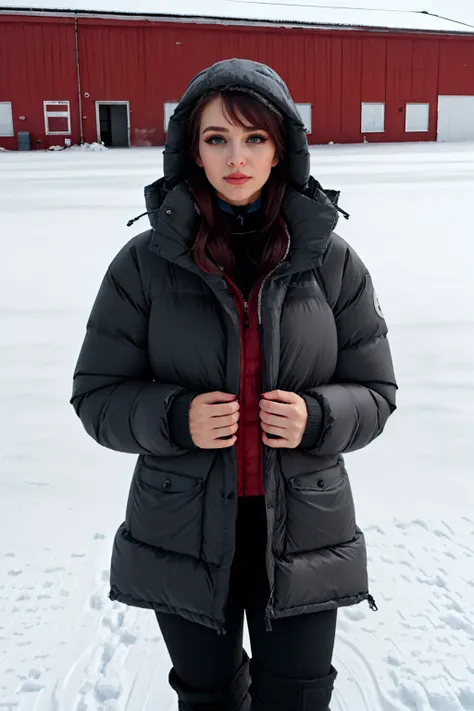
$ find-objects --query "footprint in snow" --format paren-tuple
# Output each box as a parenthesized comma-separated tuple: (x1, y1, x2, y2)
(415, 573, 447, 589)
(459, 688, 474, 710)
(343, 607, 366, 622)
(102, 611, 125, 634)
(90, 594, 104, 611)
(365, 525, 386, 535)
(19, 679, 44, 692)
(434, 528, 452, 540)
(120, 630, 137, 645)
(94, 677, 122, 703)
(440, 613, 474, 637)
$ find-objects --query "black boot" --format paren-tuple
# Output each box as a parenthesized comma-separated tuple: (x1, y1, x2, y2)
(249, 660, 337, 711)
(169, 650, 252, 711)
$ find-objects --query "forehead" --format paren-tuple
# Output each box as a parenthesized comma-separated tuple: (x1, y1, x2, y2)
(199, 96, 253, 131)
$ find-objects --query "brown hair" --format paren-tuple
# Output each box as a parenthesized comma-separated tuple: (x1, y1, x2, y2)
(186, 90, 288, 277)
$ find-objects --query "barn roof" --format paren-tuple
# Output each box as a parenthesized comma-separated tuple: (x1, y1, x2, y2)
(2, 0, 474, 35)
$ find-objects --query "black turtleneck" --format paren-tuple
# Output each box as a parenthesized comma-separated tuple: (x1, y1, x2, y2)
(218, 199, 265, 300)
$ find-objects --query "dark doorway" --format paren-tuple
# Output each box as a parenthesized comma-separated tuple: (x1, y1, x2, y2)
(98, 103, 129, 147)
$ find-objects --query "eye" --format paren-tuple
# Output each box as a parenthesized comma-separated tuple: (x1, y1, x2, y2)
(204, 135, 226, 145)
(247, 134, 268, 144)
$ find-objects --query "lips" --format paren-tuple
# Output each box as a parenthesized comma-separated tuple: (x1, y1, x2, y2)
(224, 174, 251, 185)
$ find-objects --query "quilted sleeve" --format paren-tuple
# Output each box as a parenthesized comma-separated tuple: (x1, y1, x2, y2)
(302, 236, 397, 455)
(70, 240, 194, 455)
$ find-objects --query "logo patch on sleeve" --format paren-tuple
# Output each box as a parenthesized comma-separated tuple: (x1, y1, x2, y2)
(373, 289, 384, 319)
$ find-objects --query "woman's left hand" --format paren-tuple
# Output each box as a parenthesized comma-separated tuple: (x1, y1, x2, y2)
(259, 390, 308, 449)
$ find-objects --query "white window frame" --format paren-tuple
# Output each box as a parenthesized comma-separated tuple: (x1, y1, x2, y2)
(164, 102, 179, 132)
(361, 102, 385, 134)
(44, 100, 71, 136)
(0, 102, 14, 137)
(296, 103, 312, 134)
(405, 103, 430, 133)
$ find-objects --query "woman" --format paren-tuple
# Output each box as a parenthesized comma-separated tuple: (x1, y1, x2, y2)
(71, 58, 397, 711)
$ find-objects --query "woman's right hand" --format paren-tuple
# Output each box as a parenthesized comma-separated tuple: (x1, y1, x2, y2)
(189, 392, 240, 449)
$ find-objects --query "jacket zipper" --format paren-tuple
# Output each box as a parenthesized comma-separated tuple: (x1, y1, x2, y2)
(236, 288, 250, 329)
(265, 585, 275, 631)
(221, 223, 290, 632)
(243, 299, 249, 328)
(260, 222, 291, 630)
(367, 593, 378, 611)
(257, 221, 291, 325)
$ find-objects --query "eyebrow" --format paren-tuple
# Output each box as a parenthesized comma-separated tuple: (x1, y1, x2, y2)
(201, 125, 263, 135)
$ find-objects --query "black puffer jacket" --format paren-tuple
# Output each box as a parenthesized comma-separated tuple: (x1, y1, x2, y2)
(71, 59, 397, 632)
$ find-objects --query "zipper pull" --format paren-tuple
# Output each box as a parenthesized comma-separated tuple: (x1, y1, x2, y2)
(265, 587, 275, 631)
(367, 594, 378, 611)
(243, 301, 249, 328)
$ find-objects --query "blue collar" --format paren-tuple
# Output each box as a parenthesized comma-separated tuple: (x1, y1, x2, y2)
(217, 197, 263, 215)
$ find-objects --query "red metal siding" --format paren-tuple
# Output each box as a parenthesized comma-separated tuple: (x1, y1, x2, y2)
(0, 15, 79, 149)
(439, 39, 474, 95)
(1, 12, 474, 150)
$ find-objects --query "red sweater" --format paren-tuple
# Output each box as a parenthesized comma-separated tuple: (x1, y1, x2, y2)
(225, 276, 265, 497)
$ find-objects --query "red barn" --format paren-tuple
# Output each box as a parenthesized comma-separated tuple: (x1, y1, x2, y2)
(1, 0, 474, 150)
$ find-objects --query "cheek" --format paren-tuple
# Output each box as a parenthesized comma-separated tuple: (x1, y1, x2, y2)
(258, 147, 278, 173)
(198, 143, 219, 174)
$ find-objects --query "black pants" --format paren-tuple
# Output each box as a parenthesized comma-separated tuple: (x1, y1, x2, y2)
(156, 497, 338, 711)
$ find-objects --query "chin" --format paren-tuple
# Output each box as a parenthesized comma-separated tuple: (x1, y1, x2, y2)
(218, 183, 261, 206)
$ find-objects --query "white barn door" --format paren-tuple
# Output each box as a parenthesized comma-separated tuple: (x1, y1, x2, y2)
(437, 96, 474, 142)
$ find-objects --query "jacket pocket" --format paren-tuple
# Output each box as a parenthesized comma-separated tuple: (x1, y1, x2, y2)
(129, 463, 204, 559)
(284, 464, 356, 555)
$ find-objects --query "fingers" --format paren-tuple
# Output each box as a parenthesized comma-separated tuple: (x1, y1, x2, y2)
(259, 398, 289, 416)
(209, 400, 240, 418)
(200, 391, 237, 405)
(261, 390, 298, 404)
(262, 433, 289, 448)
(212, 411, 240, 430)
(259, 411, 288, 429)
(213, 422, 239, 438)
(262, 433, 299, 449)
(213, 435, 238, 449)
(260, 420, 287, 436)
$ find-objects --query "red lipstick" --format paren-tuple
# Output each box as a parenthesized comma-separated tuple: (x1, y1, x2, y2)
(224, 173, 251, 185)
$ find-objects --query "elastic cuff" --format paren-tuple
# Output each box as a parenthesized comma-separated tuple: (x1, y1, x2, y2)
(168, 392, 197, 450)
(299, 394, 324, 449)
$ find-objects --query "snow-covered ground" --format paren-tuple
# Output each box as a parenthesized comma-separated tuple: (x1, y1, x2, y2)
(1, 142, 473, 711)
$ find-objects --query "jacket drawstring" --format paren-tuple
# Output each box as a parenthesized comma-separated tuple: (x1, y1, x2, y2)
(336, 205, 350, 220)
(126, 209, 160, 228)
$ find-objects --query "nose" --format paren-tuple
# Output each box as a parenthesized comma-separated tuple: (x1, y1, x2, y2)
(227, 140, 246, 168)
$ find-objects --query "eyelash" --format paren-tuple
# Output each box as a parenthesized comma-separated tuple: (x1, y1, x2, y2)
(204, 134, 268, 146)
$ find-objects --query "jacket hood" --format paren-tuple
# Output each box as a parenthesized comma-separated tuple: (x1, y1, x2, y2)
(164, 58, 310, 191)
(127, 59, 350, 239)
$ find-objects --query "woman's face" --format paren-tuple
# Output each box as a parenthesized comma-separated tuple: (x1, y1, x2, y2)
(196, 96, 279, 206)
